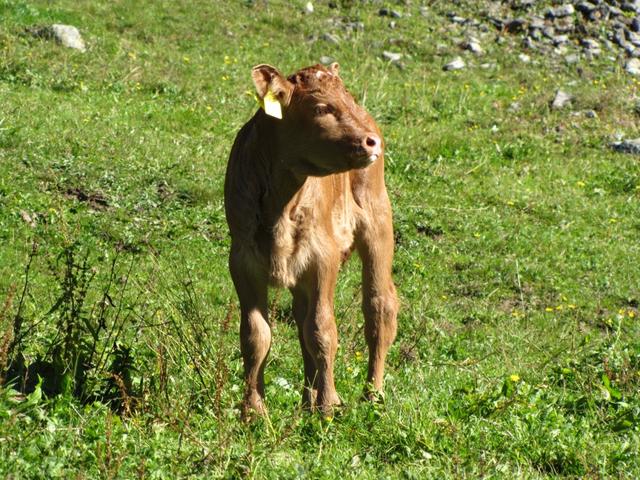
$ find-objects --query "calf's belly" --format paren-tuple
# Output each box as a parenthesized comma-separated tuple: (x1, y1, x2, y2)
(267, 218, 355, 289)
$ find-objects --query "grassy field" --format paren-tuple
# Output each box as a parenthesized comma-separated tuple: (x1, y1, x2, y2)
(1, 0, 640, 477)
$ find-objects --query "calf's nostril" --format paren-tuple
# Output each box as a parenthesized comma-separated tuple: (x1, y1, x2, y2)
(366, 136, 378, 147)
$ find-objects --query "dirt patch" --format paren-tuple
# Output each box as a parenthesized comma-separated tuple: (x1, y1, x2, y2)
(64, 187, 109, 210)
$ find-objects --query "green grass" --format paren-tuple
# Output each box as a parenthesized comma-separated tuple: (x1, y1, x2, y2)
(1, 0, 640, 478)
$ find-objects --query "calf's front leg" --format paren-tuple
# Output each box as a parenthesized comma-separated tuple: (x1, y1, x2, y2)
(357, 206, 399, 398)
(300, 262, 341, 414)
(290, 288, 318, 408)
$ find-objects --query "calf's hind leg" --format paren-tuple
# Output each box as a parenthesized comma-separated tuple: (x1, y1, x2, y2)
(229, 247, 271, 419)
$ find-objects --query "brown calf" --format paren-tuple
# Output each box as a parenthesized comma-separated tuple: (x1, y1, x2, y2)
(224, 63, 398, 418)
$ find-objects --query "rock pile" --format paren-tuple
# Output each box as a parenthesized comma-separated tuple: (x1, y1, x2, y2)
(478, 0, 640, 72)
(610, 138, 640, 154)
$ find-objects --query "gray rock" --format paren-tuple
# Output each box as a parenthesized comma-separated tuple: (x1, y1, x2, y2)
(462, 38, 484, 55)
(604, 5, 622, 18)
(487, 16, 504, 29)
(513, 0, 535, 10)
(587, 9, 601, 21)
(552, 89, 572, 109)
(554, 45, 569, 55)
(20, 210, 36, 228)
(584, 48, 602, 59)
(633, 17, 640, 32)
(585, 110, 598, 118)
(557, 4, 576, 17)
(304, 2, 314, 14)
(610, 138, 640, 154)
(613, 29, 627, 47)
(519, 53, 531, 63)
(443, 57, 465, 71)
(321, 33, 340, 44)
(546, 5, 575, 18)
(576, 2, 597, 14)
(565, 53, 580, 64)
(553, 35, 570, 46)
(419, 6, 428, 17)
(554, 20, 575, 34)
(390, 10, 402, 18)
(529, 17, 546, 31)
(505, 18, 527, 33)
(50, 24, 86, 52)
(622, 1, 640, 13)
(581, 38, 600, 49)
(626, 58, 640, 75)
(319, 56, 334, 65)
(342, 21, 364, 32)
(612, 20, 628, 31)
(542, 26, 556, 39)
(382, 51, 402, 62)
(628, 30, 640, 46)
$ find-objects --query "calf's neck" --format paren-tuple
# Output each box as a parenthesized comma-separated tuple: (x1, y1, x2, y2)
(224, 63, 398, 418)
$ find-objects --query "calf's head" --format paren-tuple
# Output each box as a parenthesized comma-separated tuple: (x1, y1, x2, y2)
(252, 63, 382, 176)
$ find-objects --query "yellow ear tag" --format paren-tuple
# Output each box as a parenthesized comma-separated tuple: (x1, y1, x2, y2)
(263, 90, 282, 119)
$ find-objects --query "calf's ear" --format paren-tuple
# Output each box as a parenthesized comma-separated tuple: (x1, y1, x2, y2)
(329, 62, 340, 76)
(251, 64, 293, 106)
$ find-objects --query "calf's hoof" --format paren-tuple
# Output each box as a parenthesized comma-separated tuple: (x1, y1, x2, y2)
(362, 385, 386, 404)
(316, 391, 342, 416)
(241, 392, 266, 422)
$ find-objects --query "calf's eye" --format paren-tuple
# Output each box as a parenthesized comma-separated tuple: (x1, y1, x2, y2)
(315, 104, 333, 116)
